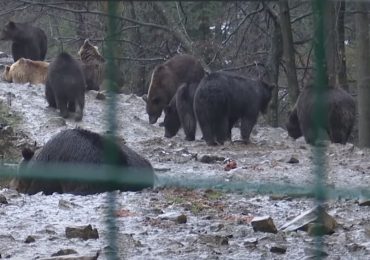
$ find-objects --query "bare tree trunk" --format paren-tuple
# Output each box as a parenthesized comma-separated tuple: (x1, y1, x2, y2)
(128, 1, 146, 95)
(324, 1, 337, 87)
(356, 3, 370, 147)
(337, 1, 348, 90)
(265, 11, 283, 127)
(279, 0, 299, 107)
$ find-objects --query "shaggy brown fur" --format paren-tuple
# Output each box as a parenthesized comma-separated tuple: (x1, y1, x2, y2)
(78, 39, 105, 90)
(2, 58, 49, 84)
(78, 39, 124, 91)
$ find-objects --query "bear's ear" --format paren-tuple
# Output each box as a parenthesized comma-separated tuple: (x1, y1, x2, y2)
(142, 94, 148, 103)
(261, 80, 276, 91)
(84, 38, 90, 44)
(7, 21, 16, 29)
(21, 147, 34, 161)
(19, 58, 26, 64)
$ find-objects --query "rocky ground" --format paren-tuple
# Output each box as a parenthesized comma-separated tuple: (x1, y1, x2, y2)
(0, 68, 370, 259)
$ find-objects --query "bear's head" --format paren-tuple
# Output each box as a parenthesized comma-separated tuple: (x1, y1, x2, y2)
(0, 21, 19, 41)
(145, 65, 176, 124)
(2, 65, 12, 82)
(163, 98, 181, 138)
(78, 39, 105, 64)
(286, 108, 302, 139)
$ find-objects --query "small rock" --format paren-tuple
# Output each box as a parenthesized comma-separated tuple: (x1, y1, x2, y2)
(358, 195, 370, 206)
(244, 237, 258, 248)
(96, 92, 106, 100)
(175, 214, 187, 224)
(0, 194, 8, 204)
(65, 225, 99, 240)
(51, 249, 78, 257)
(199, 154, 225, 164)
(269, 195, 292, 201)
(251, 216, 278, 234)
(44, 117, 66, 128)
(270, 244, 287, 254)
(279, 206, 336, 234)
(58, 199, 79, 209)
(40, 251, 99, 260)
(198, 234, 229, 246)
(25, 235, 35, 243)
(307, 223, 335, 236)
(287, 156, 299, 164)
(346, 243, 367, 252)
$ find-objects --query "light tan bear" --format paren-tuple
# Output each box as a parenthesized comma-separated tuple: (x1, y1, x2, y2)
(2, 58, 49, 84)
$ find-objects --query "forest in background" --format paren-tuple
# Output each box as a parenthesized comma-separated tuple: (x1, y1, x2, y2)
(0, 1, 369, 145)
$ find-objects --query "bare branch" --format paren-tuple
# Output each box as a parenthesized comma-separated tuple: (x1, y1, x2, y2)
(222, 4, 264, 46)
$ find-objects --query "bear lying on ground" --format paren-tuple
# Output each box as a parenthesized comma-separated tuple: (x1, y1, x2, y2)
(286, 85, 355, 145)
(144, 54, 205, 124)
(2, 58, 49, 84)
(78, 39, 124, 91)
(163, 82, 199, 141)
(12, 128, 156, 195)
(45, 52, 85, 121)
(0, 21, 47, 62)
(194, 71, 274, 146)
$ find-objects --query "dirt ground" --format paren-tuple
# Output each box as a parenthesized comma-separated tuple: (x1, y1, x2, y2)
(0, 76, 370, 259)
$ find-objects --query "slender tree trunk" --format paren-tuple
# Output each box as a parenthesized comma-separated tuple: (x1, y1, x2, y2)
(356, 3, 370, 147)
(323, 1, 337, 87)
(279, 0, 299, 107)
(128, 1, 146, 95)
(337, 1, 348, 90)
(265, 15, 283, 127)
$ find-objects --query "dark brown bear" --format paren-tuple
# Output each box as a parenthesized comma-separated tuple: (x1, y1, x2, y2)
(144, 54, 205, 124)
(13, 128, 156, 195)
(45, 52, 86, 121)
(0, 21, 47, 62)
(286, 85, 356, 145)
(163, 82, 199, 141)
(194, 71, 274, 146)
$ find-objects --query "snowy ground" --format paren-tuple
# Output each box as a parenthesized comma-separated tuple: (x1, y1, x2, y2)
(0, 80, 370, 259)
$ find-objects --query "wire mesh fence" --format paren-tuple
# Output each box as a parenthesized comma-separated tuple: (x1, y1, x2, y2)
(0, 1, 369, 259)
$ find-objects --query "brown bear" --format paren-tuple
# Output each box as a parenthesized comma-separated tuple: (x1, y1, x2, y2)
(0, 21, 47, 62)
(286, 85, 356, 145)
(13, 128, 155, 195)
(144, 54, 205, 124)
(45, 52, 85, 121)
(163, 82, 199, 141)
(78, 39, 123, 91)
(194, 71, 274, 146)
(2, 58, 49, 84)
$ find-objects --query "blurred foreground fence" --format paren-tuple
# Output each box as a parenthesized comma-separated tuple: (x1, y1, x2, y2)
(0, 1, 369, 260)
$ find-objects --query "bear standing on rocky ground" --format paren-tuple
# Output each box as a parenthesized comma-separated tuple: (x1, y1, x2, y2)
(194, 71, 274, 146)
(286, 85, 356, 145)
(0, 21, 47, 62)
(2, 58, 49, 84)
(163, 82, 199, 141)
(144, 54, 205, 124)
(12, 128, 156, 195)
(78, 39, 124, 91)
(45, 52, 85, 121)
